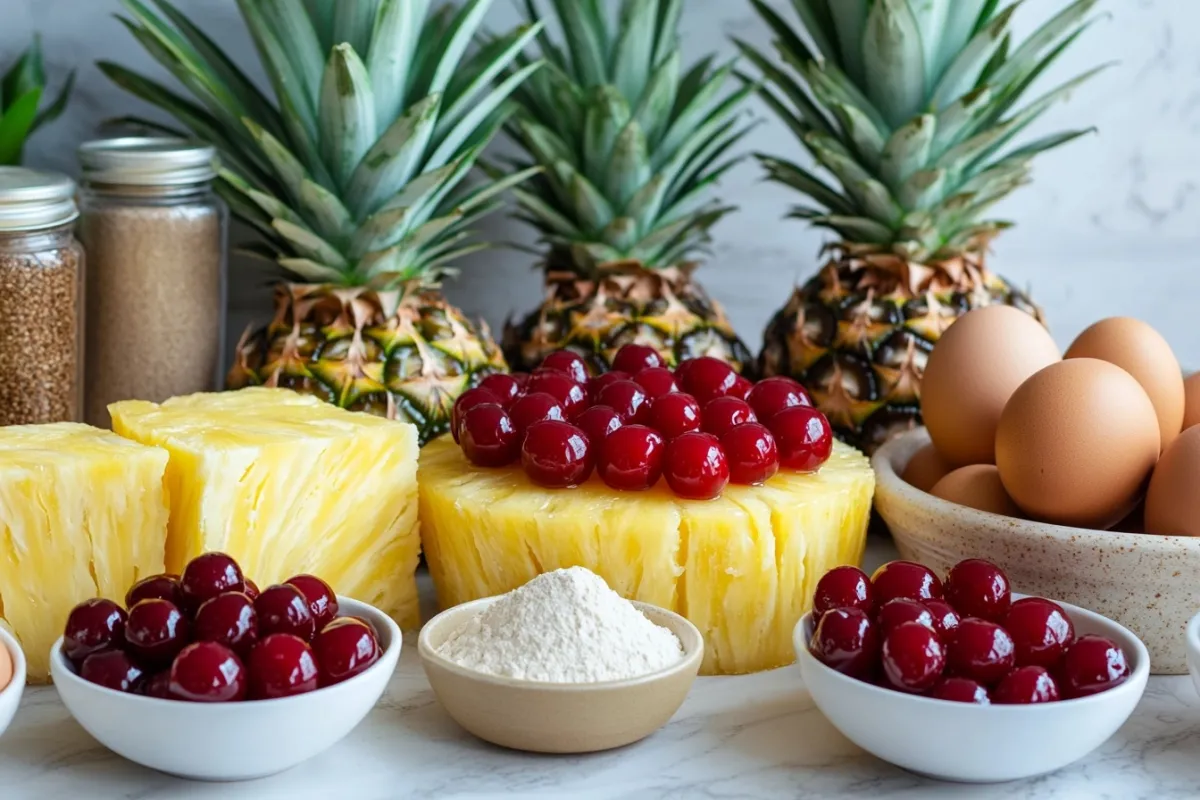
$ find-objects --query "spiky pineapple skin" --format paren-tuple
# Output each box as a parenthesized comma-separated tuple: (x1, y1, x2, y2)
(228, 283, 507, 445)
(418, 436, 874, 675)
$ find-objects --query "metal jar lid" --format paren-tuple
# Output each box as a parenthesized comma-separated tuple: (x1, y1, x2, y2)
(0, 167, 79, 231)
(78, 137, 218, 187)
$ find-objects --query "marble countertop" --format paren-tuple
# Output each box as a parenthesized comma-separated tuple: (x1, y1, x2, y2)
(4, 541, 1200, 799)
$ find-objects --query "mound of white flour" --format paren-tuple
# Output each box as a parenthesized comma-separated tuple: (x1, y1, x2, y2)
(437, 567, 685, 683)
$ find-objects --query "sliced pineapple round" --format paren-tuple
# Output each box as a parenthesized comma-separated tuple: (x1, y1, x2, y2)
(418, 436, 875, 675)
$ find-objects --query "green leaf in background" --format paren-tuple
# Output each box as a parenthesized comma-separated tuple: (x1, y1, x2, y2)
(0, 34, 74, 165)
(0, 88, 42, 165)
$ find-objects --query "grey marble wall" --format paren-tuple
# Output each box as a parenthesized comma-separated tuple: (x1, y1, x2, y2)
(5, 0, 1198, 365)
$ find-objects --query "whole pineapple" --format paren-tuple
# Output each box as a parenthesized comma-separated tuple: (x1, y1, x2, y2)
(102, 0, 543, 443)
(743, 0, 1103, 452)
(501, 0, 754, 374)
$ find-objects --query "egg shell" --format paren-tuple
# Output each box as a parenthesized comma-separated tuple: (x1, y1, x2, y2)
(0, 642, 11, 692)
(901, 444, 952, 493)
(931, 464, 1021, 518)
(920, 305, 1061, 467)
(1184, 373, 1200, 431)
(995, 358, 1160, 529)
(1145, 425, 1200, 536)
(1065, 317, 1184, 450)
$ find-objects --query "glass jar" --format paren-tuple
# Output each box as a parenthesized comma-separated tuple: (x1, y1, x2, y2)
(78, 138, 227, 427)
(0, 167, 85, 425)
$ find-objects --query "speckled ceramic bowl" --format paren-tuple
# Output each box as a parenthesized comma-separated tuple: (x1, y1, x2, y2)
(874, 427, 1200, 674)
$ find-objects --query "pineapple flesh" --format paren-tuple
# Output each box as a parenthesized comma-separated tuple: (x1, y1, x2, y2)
(419, 437, 874, 675)
(0, 424, 169, 682)
(110, 388, 422, 629)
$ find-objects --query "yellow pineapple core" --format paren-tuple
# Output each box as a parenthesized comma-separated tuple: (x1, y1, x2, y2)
(419, 437, 874, 675)
(110, 388, 422, 628)
(0, 423, 170, 682)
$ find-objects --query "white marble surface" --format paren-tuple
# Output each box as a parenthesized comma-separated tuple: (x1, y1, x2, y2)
(4, 539, 1200, 799)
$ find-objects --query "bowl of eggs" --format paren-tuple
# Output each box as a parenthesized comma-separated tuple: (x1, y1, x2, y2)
(874, 307, 1200, 673)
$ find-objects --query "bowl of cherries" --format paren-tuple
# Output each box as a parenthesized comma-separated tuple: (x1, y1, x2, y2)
(49, 552, 401, 782)
(453, 345, 834, 499)
(795, 558, 1148, 783)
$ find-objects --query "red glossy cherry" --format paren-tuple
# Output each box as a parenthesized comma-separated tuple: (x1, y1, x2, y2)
(612, 344, 666, 374)
(929, 677, 990, 704)
(140, 670, 171, 699)
(181, 552, 246, 612)
(255, 584, 315, 641)
(521, 420, 594, 488)
(633, 367, 678, 400)
(452, 387, 502, 443)
(539, 350, 590, 384)
(701, 397, 757, 438)
(728, 375, 754, 401)
(314, 617, 381, 686)
(1005, 597, 1075, 669)
(945, 559, 1011, 622)
(664, 432, 729, 500)
(63, 598, 127, 663)
(721, 423, 779, 485)
(747, 376, 812, 422)
(809, 607, 877, 679)
(947, 617, 1015, 685)
(527, 370, 587, 419)
(244, 579, 260, 601)
(598, 425, 665, 491)
(881, 621, 946, 692)
(812, 566, 874, 621)
(125, 574, 184, 609)
(460, 403, 520, 467)
(510, 371, 530, 391)
(877, 598, 936, 635)
(589, 370, 631, 402)
(194, 592, 258, 657)
(649, 392, 702, 439)
(125, 599, 190, 668)
(478, 373, 523, 407)
(80, 649, 144, 693)
(872, 561, 943, 604)
(509, 392, 566, 438)
(248, 633, 320, 699)
(169, 641, 247, 702)
(923, 599, 962, 640)
(286, 574, 339, 631)
(994, 665, 1060, 704)
(677, 357, 736, 404)
(595, 379, 650, 424)
(769, 406, 833, 472)
(1058, 635, 1130, 698)
(576, 405, 623, 444)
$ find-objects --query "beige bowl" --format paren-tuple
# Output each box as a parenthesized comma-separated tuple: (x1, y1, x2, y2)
(418, 597, 703, 753)
(874, 427, 1200, 674)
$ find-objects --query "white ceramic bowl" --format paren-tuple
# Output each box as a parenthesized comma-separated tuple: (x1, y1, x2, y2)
(51, 597, 400, 781)
(1184, 610, 1200, 698)
(795, 594, 1149, 783)
(874, 426, 1200, 674)
(0, 627, 26, 737)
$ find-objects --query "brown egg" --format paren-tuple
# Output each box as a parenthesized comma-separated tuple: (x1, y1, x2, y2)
(921, 305, 1060, 467)
(931, 465, 1021, 517)
(1065, 317, 1184, 450)
(901, 444, 952, 492)
(1184, 373, 1200, 431)
(1145, 426, 1200, 536)
(995, 359, 1159, 529)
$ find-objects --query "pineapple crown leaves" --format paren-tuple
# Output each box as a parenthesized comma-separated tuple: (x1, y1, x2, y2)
(0, 34, 75, 166)
(100, 0, 545, 289)
(502, 0, 757, 275)
(742, 0, 1109, 263)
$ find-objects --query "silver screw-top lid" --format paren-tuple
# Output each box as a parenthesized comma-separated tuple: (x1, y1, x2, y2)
(0, 167, 79, 232)
(78, 137, 219, 187)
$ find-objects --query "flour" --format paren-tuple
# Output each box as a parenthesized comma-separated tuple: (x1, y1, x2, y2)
(436, 567, 685, 683)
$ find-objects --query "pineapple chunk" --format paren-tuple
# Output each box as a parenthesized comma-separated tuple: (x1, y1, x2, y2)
(419, 437, 874, 674)
(0, 424, 169, 682)
(110, 388, 422, 629)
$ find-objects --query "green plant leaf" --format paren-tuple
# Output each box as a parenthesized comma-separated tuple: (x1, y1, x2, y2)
(862, 0, 926, 128)
(319, 44, 377, 188)
(0, 88, 41, 165)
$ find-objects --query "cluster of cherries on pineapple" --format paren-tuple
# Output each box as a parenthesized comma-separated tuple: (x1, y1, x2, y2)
(61, 552, 381, 702)
(809, 558, 1131, 704)
(452, 344, 834, 500)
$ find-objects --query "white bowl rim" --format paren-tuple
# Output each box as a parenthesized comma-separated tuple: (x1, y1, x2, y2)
(1185, 610, 1200, 659)
(50, 595, 400, 707)
(418, 596, 704, 691)
(873, 427, 1199, 550)
(0, 626, 26, 698)
(795, 591, 1151, 713)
